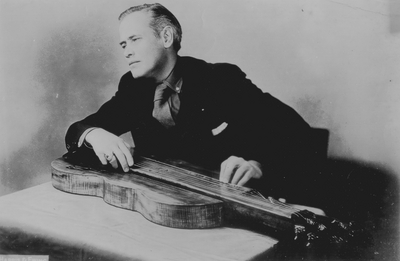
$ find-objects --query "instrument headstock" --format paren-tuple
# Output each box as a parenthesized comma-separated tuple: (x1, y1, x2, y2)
(284, 209, 373, 259)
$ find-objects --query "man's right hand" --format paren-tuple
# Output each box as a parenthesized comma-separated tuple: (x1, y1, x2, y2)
(85, 128, 134, 172)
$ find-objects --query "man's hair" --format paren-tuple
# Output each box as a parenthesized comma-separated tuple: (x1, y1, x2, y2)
(119, 3, 182, 52)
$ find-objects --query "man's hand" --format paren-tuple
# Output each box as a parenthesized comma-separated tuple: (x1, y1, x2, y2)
(85, 128, 134, 172)
(220, 156, 263, 186)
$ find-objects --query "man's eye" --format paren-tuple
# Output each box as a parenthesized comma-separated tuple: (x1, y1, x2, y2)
(132, 38, 140, 42)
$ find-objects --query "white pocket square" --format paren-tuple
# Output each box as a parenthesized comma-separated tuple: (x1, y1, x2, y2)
(212, 122, 228, 136)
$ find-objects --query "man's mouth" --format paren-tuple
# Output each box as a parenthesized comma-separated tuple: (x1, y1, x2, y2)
(129, 61, 139, 66)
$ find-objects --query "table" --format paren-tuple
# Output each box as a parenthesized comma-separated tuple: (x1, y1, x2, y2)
(0, 182, 278, 261)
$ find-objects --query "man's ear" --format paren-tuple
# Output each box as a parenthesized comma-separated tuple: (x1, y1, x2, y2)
(161, 26, 174, 49)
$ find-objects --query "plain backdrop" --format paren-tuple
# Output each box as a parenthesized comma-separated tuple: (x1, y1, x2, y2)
(1, 0, 399, 199)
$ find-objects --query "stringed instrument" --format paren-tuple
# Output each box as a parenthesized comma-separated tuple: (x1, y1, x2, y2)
(51, 156, 365, 251)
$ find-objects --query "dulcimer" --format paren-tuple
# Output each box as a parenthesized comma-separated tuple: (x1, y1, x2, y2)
(51, 156, 362, 247)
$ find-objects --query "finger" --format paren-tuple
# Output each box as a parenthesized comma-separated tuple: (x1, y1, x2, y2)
(231, 165, 249, 185)
(96, 152, 108, 165)
(113, 148, 129, 172)
(119, 141, 134, 166)
(248, 160, 262, 178)
(127, 143, 135, 165)
(221, 155, 239, 171)
(220, 160, 227, 176)
(237, 171, 253, 187)
(220, 159, 238, 183)
(105, 152, 114, 162)
(123, 141, 133, 153)
(225, 156, 244, 174)
(109, 155, 118, 169)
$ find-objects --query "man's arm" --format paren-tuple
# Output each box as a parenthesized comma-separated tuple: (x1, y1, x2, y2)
(211, 64, 313, 189)
(65, 73, 137, 171)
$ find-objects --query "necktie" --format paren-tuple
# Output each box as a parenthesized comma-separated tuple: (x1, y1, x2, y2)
(152, 83, 175, 128)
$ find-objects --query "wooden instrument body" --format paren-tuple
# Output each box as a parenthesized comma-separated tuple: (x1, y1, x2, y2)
(51, 158, 223, 229)
(51, 157, 296, 232)
(51, 156, 367, 258)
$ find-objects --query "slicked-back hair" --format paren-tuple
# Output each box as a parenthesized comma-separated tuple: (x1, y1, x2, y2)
(119, 3, 182, 52)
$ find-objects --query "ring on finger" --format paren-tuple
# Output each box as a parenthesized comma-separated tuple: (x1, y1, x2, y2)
(106, 153, 114, 162)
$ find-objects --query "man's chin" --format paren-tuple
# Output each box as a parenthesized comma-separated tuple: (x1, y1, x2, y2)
(130, 70, 155, 81)
(130, 70, 143, 79)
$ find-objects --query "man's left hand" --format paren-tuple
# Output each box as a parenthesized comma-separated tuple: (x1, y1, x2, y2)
(220, 156, 263, 186)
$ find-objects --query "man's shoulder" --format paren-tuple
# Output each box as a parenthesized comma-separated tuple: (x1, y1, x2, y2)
(180, 56, 243, 76)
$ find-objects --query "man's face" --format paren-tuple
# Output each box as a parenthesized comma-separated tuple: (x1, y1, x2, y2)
(119, 11, 167, 80)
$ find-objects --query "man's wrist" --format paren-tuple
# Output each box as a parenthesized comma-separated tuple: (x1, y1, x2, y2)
(78, 127, 98, 149)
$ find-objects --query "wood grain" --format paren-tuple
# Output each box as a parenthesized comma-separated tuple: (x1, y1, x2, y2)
(51, 157, 299, 234)
(52, 157, 367, 255)
(51, 158, 223, 229)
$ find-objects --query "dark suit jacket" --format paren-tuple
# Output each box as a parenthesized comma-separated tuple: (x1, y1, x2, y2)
(65, 56, 315, 198)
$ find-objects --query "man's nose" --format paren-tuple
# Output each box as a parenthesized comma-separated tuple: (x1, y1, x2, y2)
(124, 44, 134, 58)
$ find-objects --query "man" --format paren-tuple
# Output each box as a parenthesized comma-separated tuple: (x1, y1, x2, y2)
(65, 3, 315, 200)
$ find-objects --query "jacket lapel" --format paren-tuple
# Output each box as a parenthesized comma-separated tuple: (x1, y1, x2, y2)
(176, 57, 214, 135)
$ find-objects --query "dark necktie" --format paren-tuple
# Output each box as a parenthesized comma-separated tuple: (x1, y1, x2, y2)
(152, 83, 175, 128)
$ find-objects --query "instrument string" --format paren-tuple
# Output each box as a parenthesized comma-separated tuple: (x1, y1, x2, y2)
(133, 161, 263, 200)
(135, 161, 289, 212)
(132, 158, 297, 216)
(135, 160, 258, 195)
(134, 160, 266, 203)
(133, 161, 254, 199)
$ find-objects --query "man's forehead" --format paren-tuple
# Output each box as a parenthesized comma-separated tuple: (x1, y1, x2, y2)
(119, 11, 152, 35)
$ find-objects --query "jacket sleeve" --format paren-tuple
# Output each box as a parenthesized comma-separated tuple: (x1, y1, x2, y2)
(211, 64, 316, 197)
(249, 93, 319, 200)
(65, 73, 135, 155)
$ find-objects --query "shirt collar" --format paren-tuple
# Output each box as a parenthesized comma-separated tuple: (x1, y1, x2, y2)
(161, 58, 182, 94)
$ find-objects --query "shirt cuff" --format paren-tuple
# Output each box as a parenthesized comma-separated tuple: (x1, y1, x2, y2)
(78, 127, 98, 149)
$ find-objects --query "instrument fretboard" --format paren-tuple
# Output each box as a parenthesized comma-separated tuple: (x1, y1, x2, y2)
(131, 157, 295, 219)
